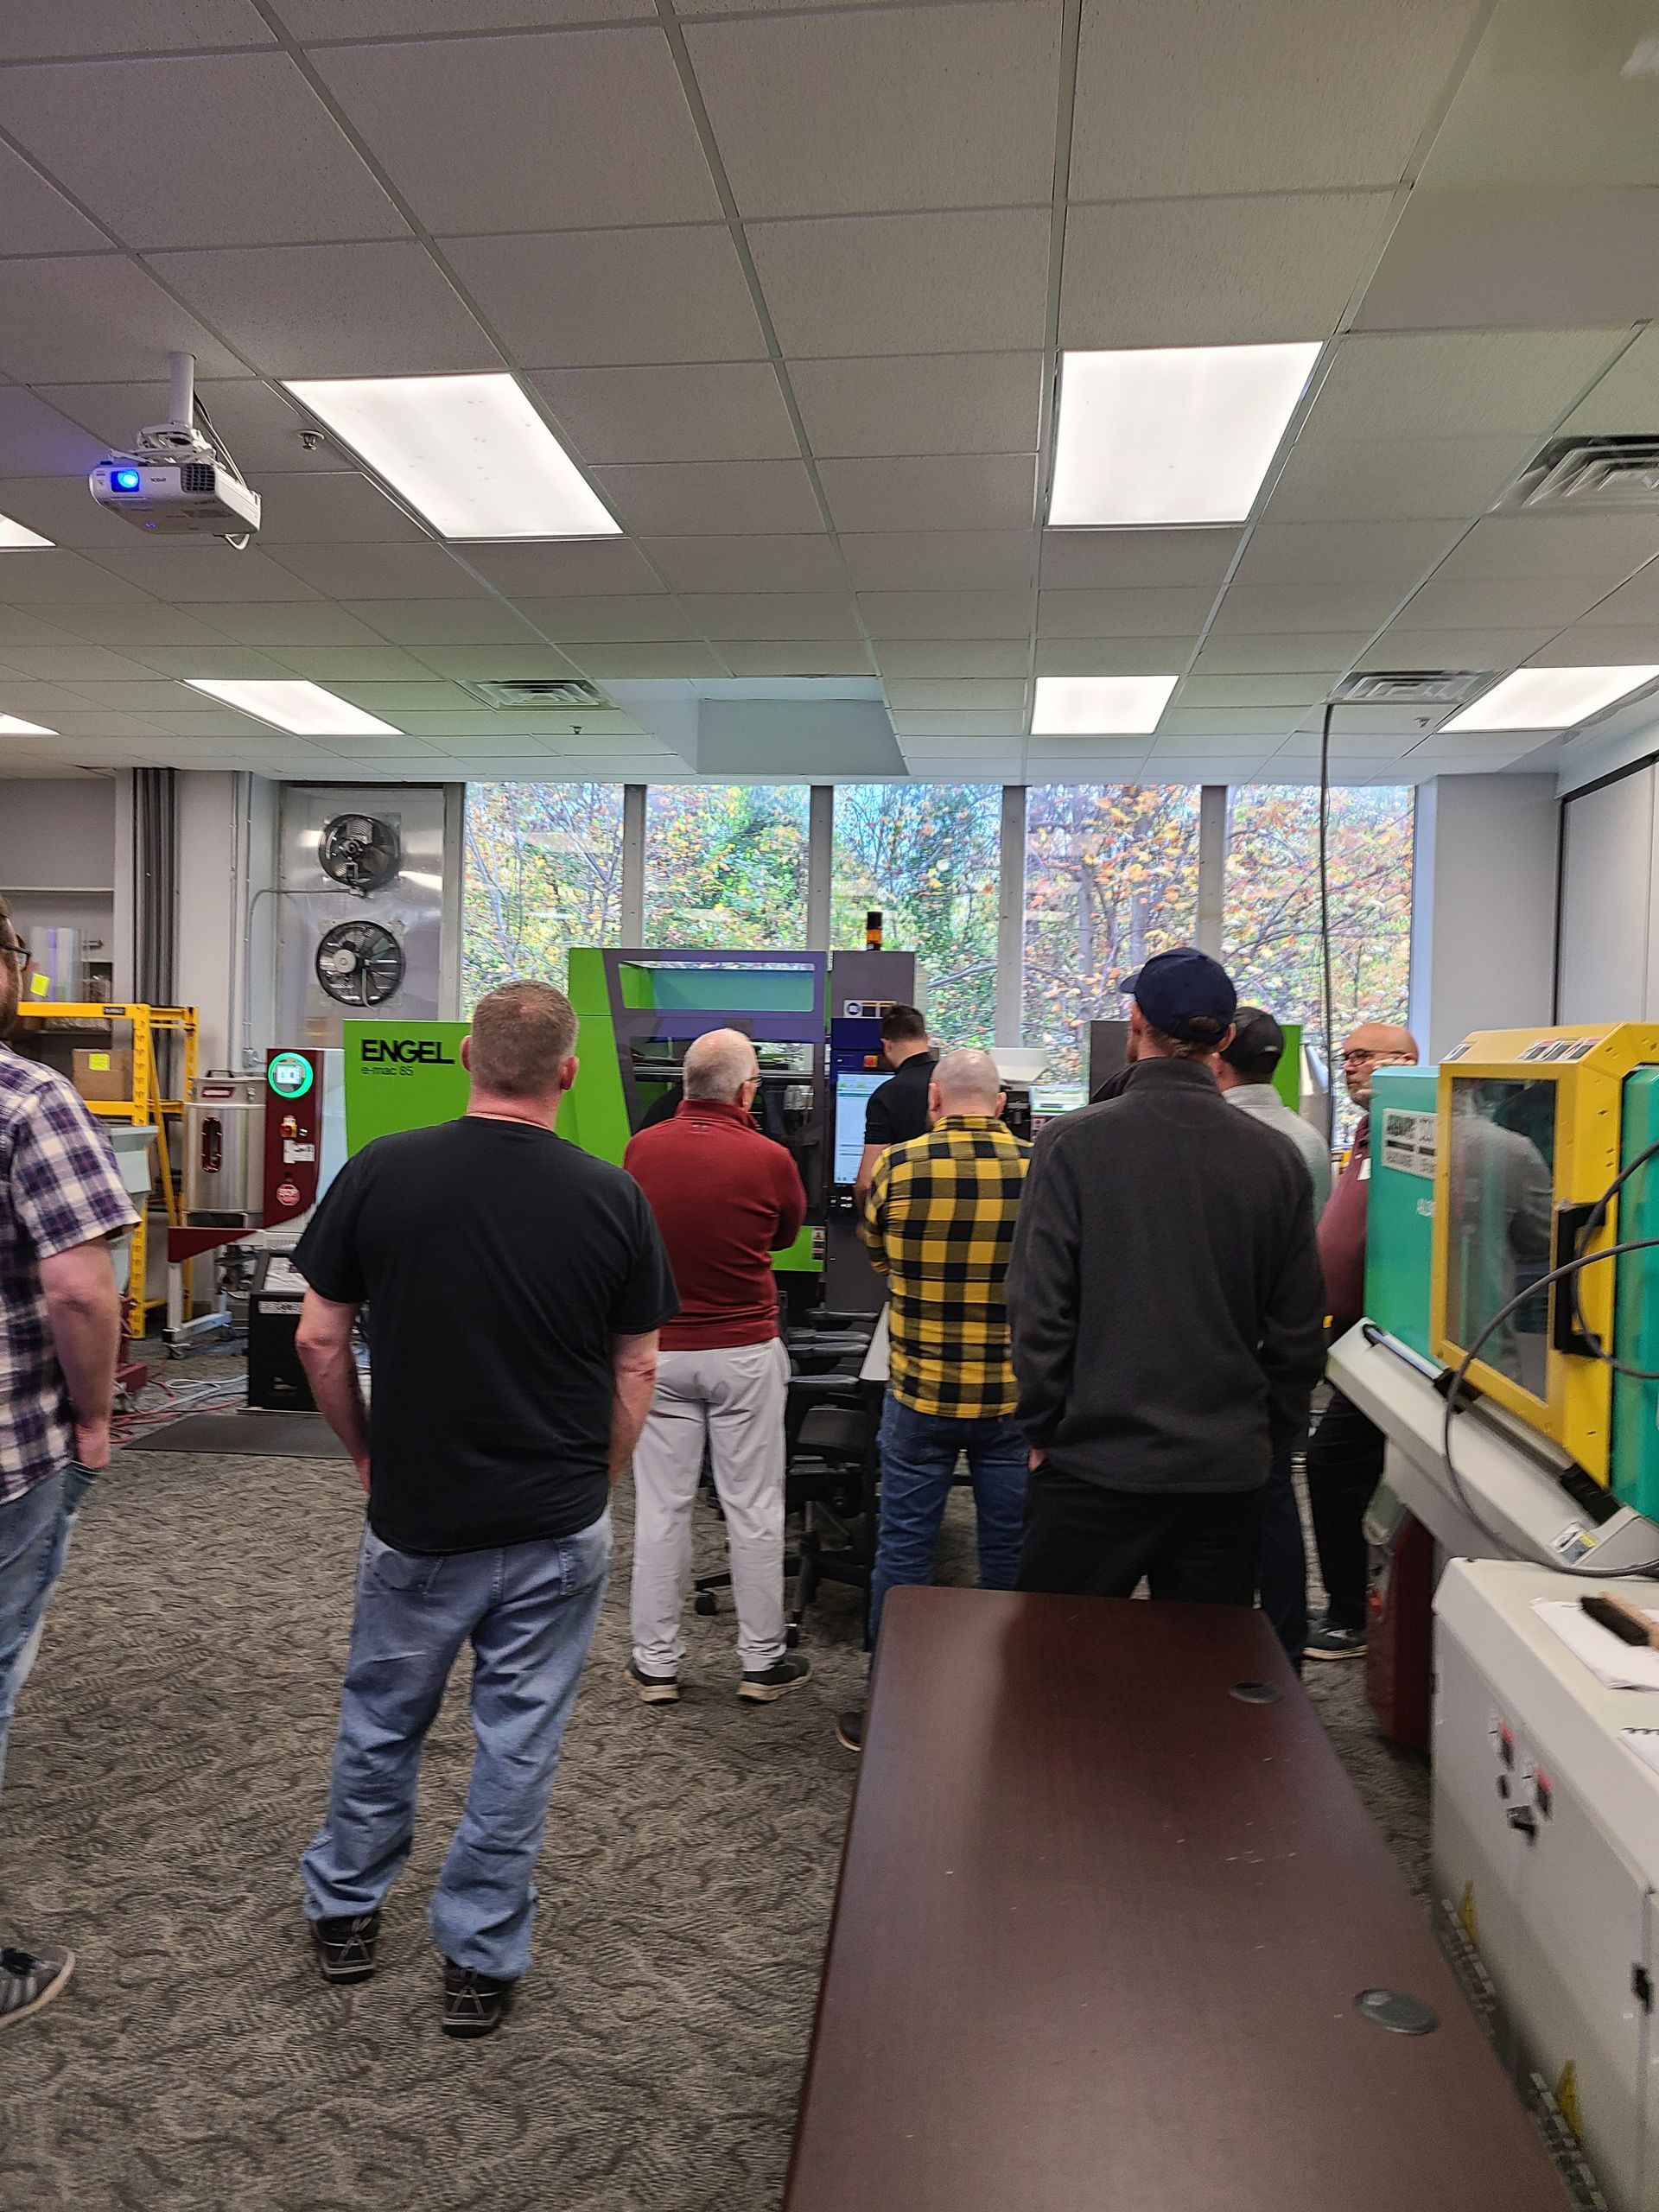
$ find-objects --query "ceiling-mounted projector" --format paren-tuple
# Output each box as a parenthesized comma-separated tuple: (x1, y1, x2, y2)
(88, 350, 261, 541)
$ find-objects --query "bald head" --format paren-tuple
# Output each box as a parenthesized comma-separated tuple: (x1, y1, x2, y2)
(683, 1027, 760, 1103)
(1342, 1020, 1418, 1107)
(930, 1047, 1005, 1120)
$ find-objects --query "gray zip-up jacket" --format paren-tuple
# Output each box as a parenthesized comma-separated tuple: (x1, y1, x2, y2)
(1007, 1057, 1327, 1495)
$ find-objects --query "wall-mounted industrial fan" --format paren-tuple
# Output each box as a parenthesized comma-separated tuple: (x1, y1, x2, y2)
(315, 919, 405, 1007)
(318, 812, 401, 895)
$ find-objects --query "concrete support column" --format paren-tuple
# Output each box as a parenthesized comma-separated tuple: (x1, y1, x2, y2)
(806, 783, 833, 950)
(620, 782, 646, 941)
(995, 784, 1027, 1047)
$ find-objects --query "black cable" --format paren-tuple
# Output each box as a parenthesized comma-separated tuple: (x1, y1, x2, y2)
(1318, 700, 1336, 1146)
(191, 393, 249, 488)
(1567, 1131, 1659, 1379)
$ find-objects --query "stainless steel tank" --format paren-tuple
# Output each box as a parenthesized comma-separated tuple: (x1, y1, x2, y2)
(183, 1072, 265, 1226)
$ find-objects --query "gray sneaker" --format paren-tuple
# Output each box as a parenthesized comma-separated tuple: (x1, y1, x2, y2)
(0, 1946, 74, 2031)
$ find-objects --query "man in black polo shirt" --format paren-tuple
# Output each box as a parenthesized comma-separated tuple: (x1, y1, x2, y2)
(853, 1004, 937, 1211)
(293, 980, 677, 2040)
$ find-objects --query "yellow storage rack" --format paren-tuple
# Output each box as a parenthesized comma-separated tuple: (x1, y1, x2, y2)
(13, 1001, 199, 1334)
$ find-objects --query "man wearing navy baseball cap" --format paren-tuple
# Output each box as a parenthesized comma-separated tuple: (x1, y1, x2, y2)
(1007, 949, 1326, 1606)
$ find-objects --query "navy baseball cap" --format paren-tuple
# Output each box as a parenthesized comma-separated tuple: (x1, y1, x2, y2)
(1132, 948, 1237, 1046)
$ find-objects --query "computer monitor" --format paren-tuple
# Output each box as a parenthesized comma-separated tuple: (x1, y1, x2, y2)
(832, 1069, 885, 1185)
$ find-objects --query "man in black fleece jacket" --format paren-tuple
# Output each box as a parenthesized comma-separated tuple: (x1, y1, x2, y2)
(1007, 950, 1326, 1605)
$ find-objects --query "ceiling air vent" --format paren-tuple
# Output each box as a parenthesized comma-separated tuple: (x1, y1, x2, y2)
(1499, 435, 1659, 512)
(1331, 671, 1492, 708)
(461, 677, 611, 710)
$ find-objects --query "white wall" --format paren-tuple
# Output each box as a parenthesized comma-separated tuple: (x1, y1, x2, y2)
(0, 776, 118, 993)
(1409, 773, 1559, 1059)
(172, 770, 280, 1071)
(1557, 760, 1659, 1022)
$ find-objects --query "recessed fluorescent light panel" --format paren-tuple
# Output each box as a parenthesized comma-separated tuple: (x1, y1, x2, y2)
(0, 713, 56, 735)
(0, 512, 52, 549)
(1049, 343, 1322, 528)
(283, 373, 620, 541)
(184, 678, 401, 737)
(1032, 674, 1178, 735)
(1443, 664, 1659, 732)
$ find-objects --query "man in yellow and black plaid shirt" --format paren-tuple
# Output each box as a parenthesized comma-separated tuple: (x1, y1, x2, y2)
(860, 1046, 1031, 1672)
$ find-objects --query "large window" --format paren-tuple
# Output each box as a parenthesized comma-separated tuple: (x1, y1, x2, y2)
(645, 785, 809, 949)
(463, 783, 624, 1008)
(1022, 785, 1202, 1079)
(831, 784, 1000, 1046)
(1224, 785, 1414, 1047)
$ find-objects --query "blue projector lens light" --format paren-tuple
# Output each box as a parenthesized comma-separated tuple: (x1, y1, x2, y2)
(111, 467, 142, 493)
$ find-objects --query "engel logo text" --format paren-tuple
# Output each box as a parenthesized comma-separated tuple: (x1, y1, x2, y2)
(361, 1039, 455, 1066)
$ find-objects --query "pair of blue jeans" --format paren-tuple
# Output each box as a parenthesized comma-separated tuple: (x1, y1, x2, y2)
(869, 1394, 1027, 1645)
(301, 1510, 612, 1983)
(0, 1465, 96, 1802)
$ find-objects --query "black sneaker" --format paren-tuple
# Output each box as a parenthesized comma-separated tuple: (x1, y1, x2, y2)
(834, 1707, 864, 1754)
(738, 1652, 812, 1703)
(626, 1660, 680, 1705)
(442, 1959, 515, 2040)
(0, 1945, 73, 2031)
(1306, 1623, 1367, 1662)
(309, 1910, 381, 1985)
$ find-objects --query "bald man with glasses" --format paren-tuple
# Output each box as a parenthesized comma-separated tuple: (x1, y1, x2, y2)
(1305, 1020, 1417, 1662)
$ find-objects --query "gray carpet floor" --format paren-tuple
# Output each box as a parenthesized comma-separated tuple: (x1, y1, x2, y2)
(0, 1415, 1429, 2212)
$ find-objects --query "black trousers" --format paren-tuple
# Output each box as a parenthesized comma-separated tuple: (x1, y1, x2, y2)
(1016, 1468, 1264, 1605)
(1306, 1388, 1385, 1631)
(1255, 1443, 1307, 1671)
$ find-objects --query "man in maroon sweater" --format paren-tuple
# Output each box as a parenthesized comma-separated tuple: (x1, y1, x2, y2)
(624, 1029, 810, 1704)
(1306, 1019, 1417, 1661)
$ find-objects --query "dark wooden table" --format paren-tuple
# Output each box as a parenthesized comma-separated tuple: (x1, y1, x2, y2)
(785, 1588, 1567, 2211)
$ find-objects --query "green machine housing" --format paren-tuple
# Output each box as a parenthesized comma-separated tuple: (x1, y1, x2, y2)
(563, 946, 824, 1274)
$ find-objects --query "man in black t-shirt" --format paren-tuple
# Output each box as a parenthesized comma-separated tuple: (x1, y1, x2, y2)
(853, 1004, 937, 1211)
(293, 980, 677, 2041)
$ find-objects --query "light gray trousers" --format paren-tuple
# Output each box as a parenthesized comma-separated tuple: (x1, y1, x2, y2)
(629, 1338, 790, 1675)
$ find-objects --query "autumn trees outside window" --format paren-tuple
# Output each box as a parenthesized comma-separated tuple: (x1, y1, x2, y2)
(830, 785, 1001, 1046)
(463, 782, 623, 1005)
(645, 785, 809, 949)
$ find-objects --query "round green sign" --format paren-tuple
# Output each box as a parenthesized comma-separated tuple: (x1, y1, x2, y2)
(268, 1051, 314, 1100)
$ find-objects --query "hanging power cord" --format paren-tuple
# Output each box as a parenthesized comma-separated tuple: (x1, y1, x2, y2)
(1318, 699, 1336, 1147)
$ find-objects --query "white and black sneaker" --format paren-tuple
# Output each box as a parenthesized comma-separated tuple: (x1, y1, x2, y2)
(1306, 1622, 1367, 1662)
(0, 1945, 73, 2031)
(626, 1660, 680, 1705)
(310, 1910, 381, 1985)
(738, 1652, 812, 1703)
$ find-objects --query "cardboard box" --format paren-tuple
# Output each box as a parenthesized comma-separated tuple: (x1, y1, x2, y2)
(73, 1047, 134, 1103)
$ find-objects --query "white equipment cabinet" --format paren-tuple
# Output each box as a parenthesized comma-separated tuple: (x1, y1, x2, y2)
(1435, 1559, 1659, 2209)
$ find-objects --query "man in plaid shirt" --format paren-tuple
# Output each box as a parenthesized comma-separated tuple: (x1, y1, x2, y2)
(0, 895, 135, 2031)
(837, 1049, 1029, 1751)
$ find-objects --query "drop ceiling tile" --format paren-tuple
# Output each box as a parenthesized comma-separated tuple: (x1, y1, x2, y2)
(326, 682, 480, 715)
(0, 257, 241, 384)
(1208, 581, 1403, 633)
(0, 551, 161, 606)
(0, 474, 148, 551)
(563, 643, 729, 678)
(0, 645, 163, 683)
(791, 353, 1043, 460)
(529, 365, 795, 465)
(343, 600, 542, 646)
(0, 389, 110, 479)
(1070, 0, 1485, 199)
(91, 544, 326, 603)
(1038, 529, 1238, 590)
(1357, 188, 1659, 332)
(445, 228, 767, 367)
(592, 461, 823, 537)
(58, 679, 231, 713)
(176, 601, 392, 645)
(887, 680, 1028, 709)
(1038, 588, 1217, 637)
(264, 543, 477, 599)
(1033, 636, 1194, 676)
(1060, 193, 1389, 349)
(874, 639, 1031, 677)
(0, 610, 87, 649)
(1191, 632, 1371, 674)
(718, 640, 876, 676)
(858, 590, 1030, 639)
(0, 3, 273, 57)
(1564, 326, 1659, 435)
(0, 53, 405, 248)
(1352, 626, 1554, 670)
(130, 645, 314, 679)
(1433, 514, 1659, 583)
(645, 535, 846, 594)
(245, 473, 428, 544)
(818, 454, 1037, 535)
(1530, 626, 1659, 666)
(409, 645, 586, 681)
(1399, 572, 1611, 629)
(1160, 707, 1303, 738)
(313, 29, 721, 232)
(459, 541, 662, 598)
(840, 531, 1035, 592)
(36, 378, 327, 478)
(890, 710, 1022, 739)
(1303, 330, 1628, 442)
(282, 0, 651, 27)
(685, 2, 1060, 219)
(150, 243, 499, 378)
(748, 210, 1052, 359)
(507, 595, 702, 643)
(1232, 520, 1460, 588)
(1580, 567, 1659, 622)
(678, 593, 860, 639)
(41, 604, 232, 647)
(1178, 673, 1330, 709)
(0, 140, 108, 254)
(0, 679, 107, 719)
(1265, 433, 1536, 522)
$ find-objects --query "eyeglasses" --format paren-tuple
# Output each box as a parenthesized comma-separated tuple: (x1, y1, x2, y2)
(0, 938, 29, 969)
(1341, 1047, 1410, 1068)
